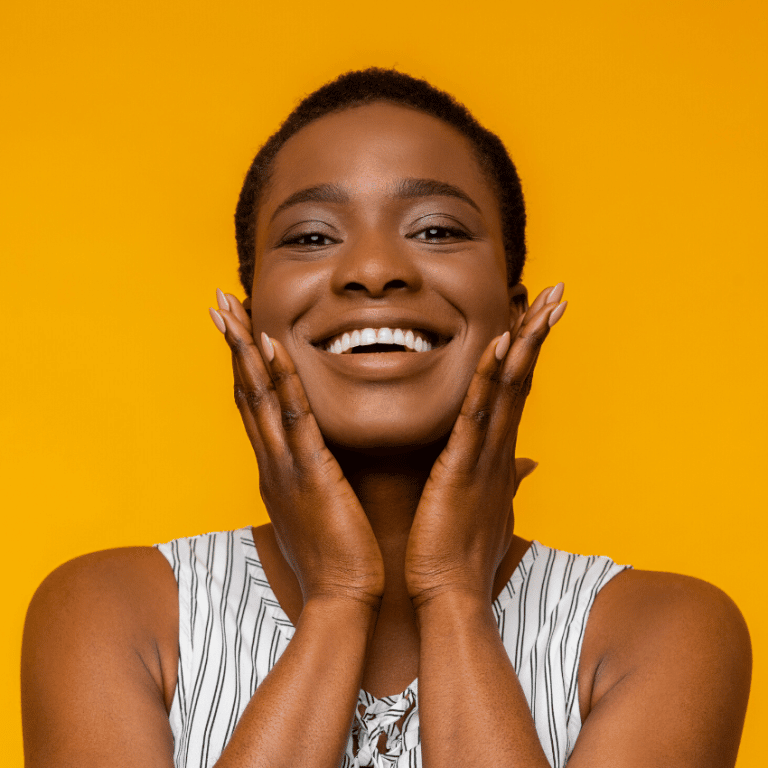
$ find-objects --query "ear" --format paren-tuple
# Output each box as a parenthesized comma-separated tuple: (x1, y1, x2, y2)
(243, 296, 252, 318)
(508, 282, 528, 323)
(513, 458, 538, 497)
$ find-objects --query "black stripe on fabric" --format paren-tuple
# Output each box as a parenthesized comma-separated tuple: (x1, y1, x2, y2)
(534, 548, 556, 746)
(201, 531, 237, 765)
(514, 542, 535, 671)
(530, 547, 556, 722)
(225, 533, 253, 742)
(250, 585, 269, 690)
(543, 551, 575, 767)
(182, 535, 217, 768)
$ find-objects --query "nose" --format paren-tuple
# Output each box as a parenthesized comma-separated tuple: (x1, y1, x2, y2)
(329, 231, 423, 297)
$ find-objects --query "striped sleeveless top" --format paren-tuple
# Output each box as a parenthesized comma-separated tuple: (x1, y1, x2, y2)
(156, 528, 629, 768)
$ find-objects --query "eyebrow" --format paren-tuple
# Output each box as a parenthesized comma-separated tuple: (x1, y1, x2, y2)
(269, 177, 481, 223)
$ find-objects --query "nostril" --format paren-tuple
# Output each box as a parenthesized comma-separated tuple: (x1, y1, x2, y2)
(344, 279, 409, 293)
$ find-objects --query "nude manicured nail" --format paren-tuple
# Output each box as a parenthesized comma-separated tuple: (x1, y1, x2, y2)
(495, 331, 511, 361)
(209, 307, 226, 334)
(216, 288, 230, 311)
(548, 301, 568, 328)
(261, 332, 275, 362)
(547, 282, 565, 304)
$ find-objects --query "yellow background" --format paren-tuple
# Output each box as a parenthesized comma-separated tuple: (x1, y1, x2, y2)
(2, 0, 766, 764)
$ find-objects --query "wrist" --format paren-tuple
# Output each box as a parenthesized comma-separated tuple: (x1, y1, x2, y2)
(302, 591, 382, 622)
(412, 586, 495, 627)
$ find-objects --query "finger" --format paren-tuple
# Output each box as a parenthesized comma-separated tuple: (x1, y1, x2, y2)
(443, 332, 510, 468)
(230, 352, 260, 447)
(264, 336, 327, 459)
(517, 282, 564, 333)
(489, 296, 566, 446)
(218, 291, 254, 336)
(213, 306, 287, 461)
(524, 283, 558, 321)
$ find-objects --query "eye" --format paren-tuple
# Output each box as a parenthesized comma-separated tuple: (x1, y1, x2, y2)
(412, 225, 471, 243)
(280, 232, 337, 247)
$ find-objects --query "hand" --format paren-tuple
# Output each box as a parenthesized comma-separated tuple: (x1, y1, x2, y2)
(404, 284, 567, 609)
(210, 291, 385, 608)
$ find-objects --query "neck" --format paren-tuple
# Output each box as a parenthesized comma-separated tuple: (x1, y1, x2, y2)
(327, 439, 447, 543)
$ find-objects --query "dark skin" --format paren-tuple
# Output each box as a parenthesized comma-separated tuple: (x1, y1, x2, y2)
(22, 103, 752, 768)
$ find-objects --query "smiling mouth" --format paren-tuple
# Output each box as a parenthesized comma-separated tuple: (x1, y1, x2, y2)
(316, 327, 449, 355)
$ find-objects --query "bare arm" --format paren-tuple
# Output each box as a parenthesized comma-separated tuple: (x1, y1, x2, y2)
(417, 590, 550, 767)
(21, 548, 179, 768)
(568, 570, 751, 767)
(22, 548, 378, 768)
(215, 596, 376, 768)
(415, 570, 751, 768)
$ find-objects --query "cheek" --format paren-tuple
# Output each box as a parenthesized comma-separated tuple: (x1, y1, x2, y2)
(250, 261, 325, 339)
(426, 254, 512, 335)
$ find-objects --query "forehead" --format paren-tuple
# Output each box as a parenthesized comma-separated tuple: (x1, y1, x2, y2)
(260, 102, 498, 217)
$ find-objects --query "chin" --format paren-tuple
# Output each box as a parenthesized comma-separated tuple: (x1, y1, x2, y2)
(316, 408, 458, 457)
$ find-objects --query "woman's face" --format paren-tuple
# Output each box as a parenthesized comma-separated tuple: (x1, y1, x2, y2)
(249, 102, 525, 452)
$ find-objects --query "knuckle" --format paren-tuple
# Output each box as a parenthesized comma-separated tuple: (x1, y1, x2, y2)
(228, 334, 251, 354)
(470, 408, 493, 430)
(500, 374, 526, 397)
(281, 406, 309, 432)
(234, 383, 266, 412)
(270, 367, 294, 387)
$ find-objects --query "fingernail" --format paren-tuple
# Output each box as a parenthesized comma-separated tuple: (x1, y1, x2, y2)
(547, 282, 565, 304)
(495, 331, 511, 361)
(548, 301, 568, 328)
(216, 288, 230, 311)
(209, 307, 226, 334)
(260, 332, 275, 362)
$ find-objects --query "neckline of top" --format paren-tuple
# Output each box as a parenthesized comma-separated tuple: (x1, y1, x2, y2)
(237, 527, 543, 705)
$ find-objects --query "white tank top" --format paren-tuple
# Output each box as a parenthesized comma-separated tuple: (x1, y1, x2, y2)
(156, 528, 629, 768)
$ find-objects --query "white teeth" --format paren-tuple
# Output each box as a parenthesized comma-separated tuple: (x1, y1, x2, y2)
(324, 327, 437, 354)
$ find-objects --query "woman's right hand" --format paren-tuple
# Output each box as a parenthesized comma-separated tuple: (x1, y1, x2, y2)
(210, 291, 385, 609)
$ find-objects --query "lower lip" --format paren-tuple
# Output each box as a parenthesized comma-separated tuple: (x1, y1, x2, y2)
(311, 343, 451, 381)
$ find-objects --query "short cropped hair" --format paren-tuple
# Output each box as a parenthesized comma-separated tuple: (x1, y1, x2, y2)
(235, 68, 526, 296)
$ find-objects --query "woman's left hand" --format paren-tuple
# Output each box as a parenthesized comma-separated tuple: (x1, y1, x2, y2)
(405, 284, 566, 609)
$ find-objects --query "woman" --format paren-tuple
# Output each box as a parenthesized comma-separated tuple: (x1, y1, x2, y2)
(21, 69, 751, 768)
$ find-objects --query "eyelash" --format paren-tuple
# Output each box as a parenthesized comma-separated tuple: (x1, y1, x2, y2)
(280, 232, 338, 247)
(411, 225, 470, 242)
(279, 225, 470, 248)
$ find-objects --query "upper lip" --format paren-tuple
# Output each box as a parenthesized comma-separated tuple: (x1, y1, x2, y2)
(310, 310, 458, 348)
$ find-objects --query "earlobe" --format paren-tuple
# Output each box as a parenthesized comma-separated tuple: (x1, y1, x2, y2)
(243, 296, 252, 318)
(508, 283, 529, 321)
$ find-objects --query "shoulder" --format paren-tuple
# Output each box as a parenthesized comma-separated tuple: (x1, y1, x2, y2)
(587, 568, 751, 662)
(22, 549, 180, 765)
(24, 546, 179, 708)
(581, 568, 751, 724)
(27, 545, 178, 625)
